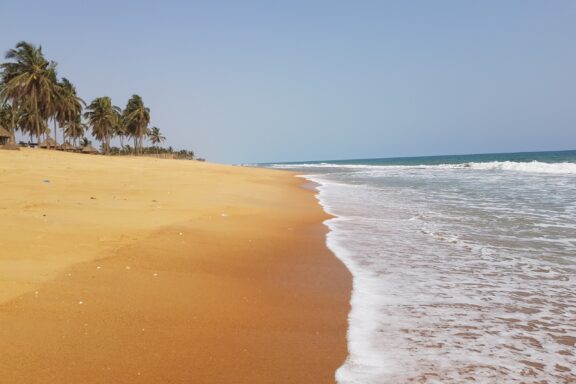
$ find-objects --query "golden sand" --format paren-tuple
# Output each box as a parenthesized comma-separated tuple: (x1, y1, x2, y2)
(0, 149, 350, 383)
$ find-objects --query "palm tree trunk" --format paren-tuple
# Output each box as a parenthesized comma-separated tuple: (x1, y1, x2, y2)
(10, 114, 16, 144)
(53, 119, 58, 147)
(34, 96, 40, 146)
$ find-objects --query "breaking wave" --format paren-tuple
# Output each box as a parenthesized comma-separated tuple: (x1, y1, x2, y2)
(268, 161, 576, 174)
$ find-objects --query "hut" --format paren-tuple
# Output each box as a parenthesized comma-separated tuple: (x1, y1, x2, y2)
(0, 126, 10, 146)
(82, 144, 99, 154)
(59, 142, 75, 151)
(0, 127, 18, 150)
(39, 137, 58, 149)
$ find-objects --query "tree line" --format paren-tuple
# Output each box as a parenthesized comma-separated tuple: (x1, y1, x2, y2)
(0, 41, 179, 156)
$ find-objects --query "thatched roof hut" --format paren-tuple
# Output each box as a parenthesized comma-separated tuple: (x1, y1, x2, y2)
(59, 142, 75, 151)
(0, 126, 11, 146)
(39, 137, 58, 148)
(82, 144, 99, 154)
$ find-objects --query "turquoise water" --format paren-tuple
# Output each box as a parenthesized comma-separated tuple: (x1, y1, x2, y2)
(266, 150, 576, 384)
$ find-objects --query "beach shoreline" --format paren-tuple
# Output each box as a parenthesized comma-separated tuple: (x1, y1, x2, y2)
(0, 149, 351, 383)
(276, 156, 576, 383)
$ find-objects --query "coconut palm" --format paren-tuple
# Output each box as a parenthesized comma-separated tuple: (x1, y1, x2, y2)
(63, 116, 86, 147)
(114, 114, 128, 148)
(123, 94, 150, 155)
(147, 126, 165, 146)
(17, 106, 47, 141)
(0, 102, 16, 143)
(55, 78, 84, 144)
(84, 96, 120, 154)
(0, 41, 59, 143)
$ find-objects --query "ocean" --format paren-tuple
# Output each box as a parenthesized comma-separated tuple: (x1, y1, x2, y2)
(264, 150, 576, 384)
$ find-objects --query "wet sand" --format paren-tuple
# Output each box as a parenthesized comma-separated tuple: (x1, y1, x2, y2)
(0, 148, 351, 383)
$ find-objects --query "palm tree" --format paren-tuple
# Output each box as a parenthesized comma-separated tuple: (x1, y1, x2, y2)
(147, 126, 165, 155)
(63, 116, 86, 147)
(123, 94, 150, 155)
(84, 96, 120, 154)
(17, 105, 47, 142)
(114, 114, 128, 148)
(148, 126, 165, 146)
(0, 102, 17, 143)
(0, 41, 59, 144)
(55, 78, 84, 144)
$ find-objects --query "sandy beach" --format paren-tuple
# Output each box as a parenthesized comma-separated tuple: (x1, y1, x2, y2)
(0, 148, 351, 383)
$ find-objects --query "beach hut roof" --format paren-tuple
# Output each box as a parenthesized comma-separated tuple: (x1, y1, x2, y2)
(39, 137, 58, 147)
(60, 142, 74, 150)
(0, 126, 11, 137)
(0, 142, 19, 150)
(82, 144, 99, 153)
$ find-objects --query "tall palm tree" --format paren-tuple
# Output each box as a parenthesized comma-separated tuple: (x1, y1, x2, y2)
(55, 78, 84, 144)
(43, 68, 60, 147)
(84, 96, 120, 154)
(123, 94, 150, 155)
(0, 41, 59, 144)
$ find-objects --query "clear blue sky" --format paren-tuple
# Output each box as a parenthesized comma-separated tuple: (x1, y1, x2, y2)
(1, 1, 575, 163)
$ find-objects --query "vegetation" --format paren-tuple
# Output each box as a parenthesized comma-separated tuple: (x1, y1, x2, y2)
(64, 116, 86, 147)
(0, 41, 194, 158)
(109, 146, 194, 160)
(148, 127, 165, 146)
(0, 102, 16, 142)
(55, 78, 84, 144)
(0, 42, 58, 144)
(123, 94, 150, 155)
(84, 96, 120, 155)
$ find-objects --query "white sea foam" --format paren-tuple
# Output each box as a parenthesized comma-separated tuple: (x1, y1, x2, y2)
(458, 160, 576, 174)
(297, 166, 576, 384)
(303, 176, 397, 383)
(270, 160, 576, 174)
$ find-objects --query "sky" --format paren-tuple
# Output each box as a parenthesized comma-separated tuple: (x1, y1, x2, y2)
(1, 1, 575, 163)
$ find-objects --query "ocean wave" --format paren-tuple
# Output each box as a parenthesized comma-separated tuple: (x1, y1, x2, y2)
(268, 161, 576, 174)
(304, 170, 576, 383)
(455, 160, 576, 173)
(266, 162, 364, 169)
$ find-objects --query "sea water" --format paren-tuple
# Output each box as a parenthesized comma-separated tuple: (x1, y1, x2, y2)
(266, 150, 576, 384)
